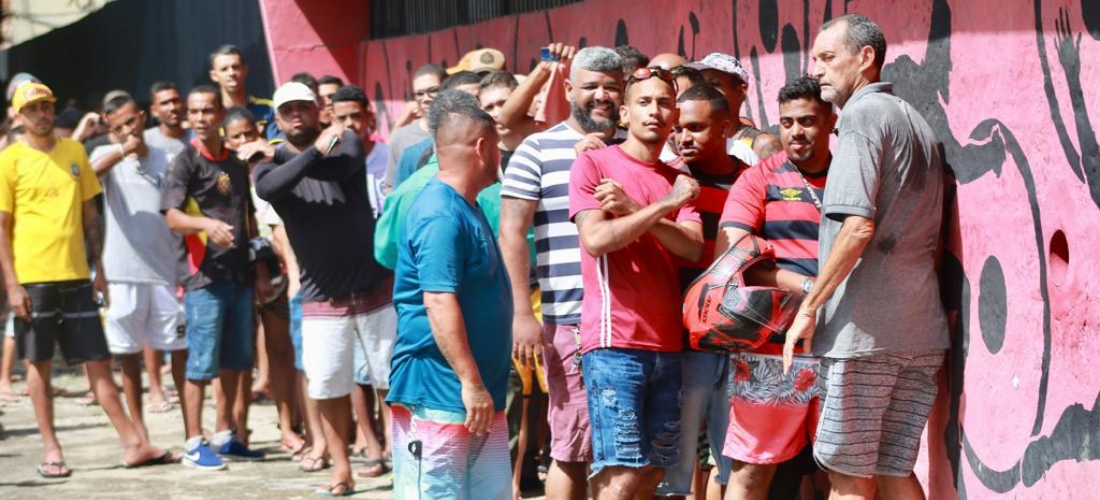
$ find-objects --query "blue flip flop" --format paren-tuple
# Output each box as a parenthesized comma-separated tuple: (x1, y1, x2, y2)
(314, 481, 355, 497)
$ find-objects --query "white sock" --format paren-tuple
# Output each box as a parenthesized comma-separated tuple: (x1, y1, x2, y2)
(210, 430, 233, 447)
(186, 436, 204, 451)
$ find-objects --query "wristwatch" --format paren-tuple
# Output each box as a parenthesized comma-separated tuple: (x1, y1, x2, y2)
(800, 278, 815, 296)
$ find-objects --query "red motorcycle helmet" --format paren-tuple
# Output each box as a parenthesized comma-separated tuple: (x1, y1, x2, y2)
(683, 234, 801, 352)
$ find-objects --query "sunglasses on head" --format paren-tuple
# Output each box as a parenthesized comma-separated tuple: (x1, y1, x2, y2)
(627, 67, 678, 92)
(629, 67, 675, 84)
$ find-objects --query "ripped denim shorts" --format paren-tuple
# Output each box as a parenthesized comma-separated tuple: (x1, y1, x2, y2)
(582, 347, 683, 477)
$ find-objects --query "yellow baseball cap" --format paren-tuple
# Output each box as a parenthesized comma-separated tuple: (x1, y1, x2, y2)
(11, 82, 56, 113)
(448, 48, 506, 75)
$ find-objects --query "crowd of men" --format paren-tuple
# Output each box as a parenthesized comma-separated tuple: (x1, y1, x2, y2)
(0, 12, 949, 500)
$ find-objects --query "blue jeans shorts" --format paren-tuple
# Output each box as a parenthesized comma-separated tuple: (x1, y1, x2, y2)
(289, 293, 304, 371)
(353, 335, 371, 386)
(582, 348, 683, 478)
(183, 281, 254, 381)
(656, 350, 733, 495)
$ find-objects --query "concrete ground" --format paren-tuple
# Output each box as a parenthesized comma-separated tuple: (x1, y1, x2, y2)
(0, 371, 398, 499)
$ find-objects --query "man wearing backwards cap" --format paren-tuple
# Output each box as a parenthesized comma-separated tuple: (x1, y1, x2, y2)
(449, 48, 507, 75)
(0, 82, 177, 477)
(252, 82, 390, 497)
(689, 53, 782, 163)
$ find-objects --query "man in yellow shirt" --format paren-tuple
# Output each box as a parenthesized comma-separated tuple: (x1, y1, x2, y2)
(0, 82, 176, 478)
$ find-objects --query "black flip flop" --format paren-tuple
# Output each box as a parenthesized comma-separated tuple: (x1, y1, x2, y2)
(123, 450, 179, 469)
(357, 458, 390, 478)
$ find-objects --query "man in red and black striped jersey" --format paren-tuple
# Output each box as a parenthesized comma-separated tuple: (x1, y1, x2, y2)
(657, 83, 749, 498)
(715, 76, 836, 500)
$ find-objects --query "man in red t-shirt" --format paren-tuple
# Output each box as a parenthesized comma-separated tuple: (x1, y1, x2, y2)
(716, 76, 836, 500)
(569, 68, 703, 499)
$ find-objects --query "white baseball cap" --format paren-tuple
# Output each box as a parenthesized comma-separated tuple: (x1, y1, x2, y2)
(272, 82, 317, 112)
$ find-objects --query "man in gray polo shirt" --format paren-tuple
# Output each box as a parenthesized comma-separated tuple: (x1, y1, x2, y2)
(784, 14, 948, 500)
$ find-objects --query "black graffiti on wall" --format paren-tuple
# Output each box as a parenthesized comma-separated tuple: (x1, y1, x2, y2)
(365, 2, 1100, 494)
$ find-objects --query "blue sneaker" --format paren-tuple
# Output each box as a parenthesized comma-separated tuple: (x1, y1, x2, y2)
(217, 435, 265, 461)
(182, 441, 226, 471)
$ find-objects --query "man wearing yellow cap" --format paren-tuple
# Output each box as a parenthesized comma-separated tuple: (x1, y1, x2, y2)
(0, 82, 177, 478)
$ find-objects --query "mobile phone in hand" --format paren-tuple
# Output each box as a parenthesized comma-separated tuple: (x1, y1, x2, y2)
(325, 134, 340, 155)
(540, 47, 558, 63)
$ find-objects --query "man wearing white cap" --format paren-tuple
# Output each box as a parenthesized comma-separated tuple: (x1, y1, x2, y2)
(689, 53, 782, 163)
(252, 82, 392, 496)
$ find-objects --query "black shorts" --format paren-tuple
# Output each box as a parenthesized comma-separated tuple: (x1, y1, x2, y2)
(260, 292, 290, 320)
(15, 280, 111, 365)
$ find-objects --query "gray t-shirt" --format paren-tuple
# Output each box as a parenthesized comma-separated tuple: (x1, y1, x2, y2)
(384, 122, 430, 188)
(143, 127, 186, 164)
(91, 144, 184, 285)
(814, 82, 949, 358)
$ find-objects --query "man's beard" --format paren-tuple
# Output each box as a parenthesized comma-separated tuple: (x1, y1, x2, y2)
(571, 101, 619, 134)
(285, 127, 320, 149)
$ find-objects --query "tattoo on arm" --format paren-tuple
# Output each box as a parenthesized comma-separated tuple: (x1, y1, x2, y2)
(435, 331, 461, 371)
(85, 211, 104, 262)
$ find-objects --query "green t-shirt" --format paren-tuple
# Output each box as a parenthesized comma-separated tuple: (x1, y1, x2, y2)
(374, 154, 535, 270)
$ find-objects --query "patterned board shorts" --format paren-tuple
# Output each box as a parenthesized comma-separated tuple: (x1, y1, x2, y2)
(724, 353, 820, 464)
(391, 404, 511, 500)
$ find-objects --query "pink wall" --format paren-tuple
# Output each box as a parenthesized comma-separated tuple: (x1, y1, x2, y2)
(257, 0, 369, 85)
(265, 0, 1100, 498)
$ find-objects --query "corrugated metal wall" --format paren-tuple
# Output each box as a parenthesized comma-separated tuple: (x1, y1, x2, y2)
(370, 0, 584, 39)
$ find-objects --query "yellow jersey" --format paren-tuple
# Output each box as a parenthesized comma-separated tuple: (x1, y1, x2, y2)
(0, 138, 102, 284)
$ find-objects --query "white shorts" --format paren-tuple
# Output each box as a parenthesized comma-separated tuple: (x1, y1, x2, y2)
(302, 304, 397, 399)
(105, 283, 185, 354)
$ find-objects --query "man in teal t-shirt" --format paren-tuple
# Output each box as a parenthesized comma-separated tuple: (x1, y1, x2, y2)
(386, 90, 513, 500)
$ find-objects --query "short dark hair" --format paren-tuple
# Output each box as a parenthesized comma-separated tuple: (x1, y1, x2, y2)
(615, 45, 650, 74)
(676, 84, 730, 116)
(626, 73, 676, 100)
(209, 44, 244, 68)
(149, 81, 178, 100)
(479, 71, 518, 92)
(55, 107, 83, 130)
(291, 72, 319, 91)
(441, 71, 482, 92)
(103, 94, 137, 116)
(670, 65, 707, 89)
(331, 85, 369, 108)
(318, 75, 344, 87)
(224, 106, 256, 128)
(413, 63, 448, 82)
(821, 13, 887, 72)
(188, 85, 224, 109)
(777, 76, 833, 113)
(428, 89, 495, 139)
